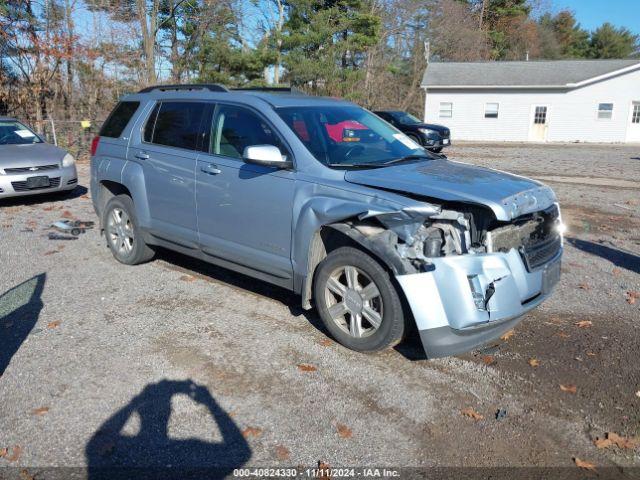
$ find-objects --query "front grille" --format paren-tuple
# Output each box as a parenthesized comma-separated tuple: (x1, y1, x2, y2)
(67, 178, 78, 185)
(522, 235, 561, 271)
(11, 177, 61, 192)
(4, 164, 59, 174)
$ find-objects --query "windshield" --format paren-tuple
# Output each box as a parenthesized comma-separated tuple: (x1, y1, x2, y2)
(0, 121, 43, 145)
(391, 112, 422, 125)
(276, 106, 434, 168)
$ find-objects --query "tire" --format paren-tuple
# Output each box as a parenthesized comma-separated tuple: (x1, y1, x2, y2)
(406, 133, 423, 146)
(103, 194, 154, 265)
(313, 246, 405, 352)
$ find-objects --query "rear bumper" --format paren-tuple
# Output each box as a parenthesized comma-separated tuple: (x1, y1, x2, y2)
(396, 248, 561, 358)
(0, 165, 78, 198)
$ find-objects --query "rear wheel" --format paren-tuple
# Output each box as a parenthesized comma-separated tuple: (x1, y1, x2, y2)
(103, 194, 154, 265)
(314, 247, 405, 352)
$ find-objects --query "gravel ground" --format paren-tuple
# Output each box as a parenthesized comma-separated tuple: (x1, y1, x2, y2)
(0, 144, 639, 479)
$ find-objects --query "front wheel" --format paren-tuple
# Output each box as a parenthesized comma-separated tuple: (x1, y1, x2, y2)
(314, 247, 406, 352)
(103, 194, 154, 265)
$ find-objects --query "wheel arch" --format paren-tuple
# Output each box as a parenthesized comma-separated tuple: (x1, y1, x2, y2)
(300, 220, 416, 310)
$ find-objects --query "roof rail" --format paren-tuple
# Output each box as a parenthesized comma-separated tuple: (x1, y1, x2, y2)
(231, 86, 307, 95)
(138, 83, 229, 93)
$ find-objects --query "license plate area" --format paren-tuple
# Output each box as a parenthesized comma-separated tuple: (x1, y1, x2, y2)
(542, 257, 561, 294)
(26, 176, 50, 188)
(442, 139, 450, 145)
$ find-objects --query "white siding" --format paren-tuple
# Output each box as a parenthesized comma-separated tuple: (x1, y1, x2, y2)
(423, 68, 640, 143)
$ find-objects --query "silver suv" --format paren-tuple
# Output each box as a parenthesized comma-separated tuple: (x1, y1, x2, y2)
(90, 84, 563, 357)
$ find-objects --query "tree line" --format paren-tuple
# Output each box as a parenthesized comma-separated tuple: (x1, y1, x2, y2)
(1, 0, 638, 134)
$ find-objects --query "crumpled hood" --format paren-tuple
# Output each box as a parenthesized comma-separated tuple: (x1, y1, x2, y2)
(0, 143, 67, 170)
(344, 159, 557, 221)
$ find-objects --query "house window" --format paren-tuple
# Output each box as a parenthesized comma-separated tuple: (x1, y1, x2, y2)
(597, 103, 613, 120)
(632, 104, 640, 124)
(439, 102, 453, 118)
(534, 106, 547, 124)
(485, 103, 499, 119)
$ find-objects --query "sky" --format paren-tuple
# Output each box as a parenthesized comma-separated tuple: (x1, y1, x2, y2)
(553, 0, 640, 34)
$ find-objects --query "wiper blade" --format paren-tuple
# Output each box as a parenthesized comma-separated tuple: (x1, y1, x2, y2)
(327, 163, 386, 169)
(381, 154, 432, 166)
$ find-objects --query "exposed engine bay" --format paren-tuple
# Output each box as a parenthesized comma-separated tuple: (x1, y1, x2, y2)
(341, 202, 562, 274)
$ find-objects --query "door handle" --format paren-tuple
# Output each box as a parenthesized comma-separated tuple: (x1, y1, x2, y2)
(201, 163, 222, 175)
(135, 151, 149, 160)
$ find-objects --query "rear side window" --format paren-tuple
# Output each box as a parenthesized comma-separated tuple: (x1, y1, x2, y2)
(100, 101, 140, 138)
(144, 101, 206, 151)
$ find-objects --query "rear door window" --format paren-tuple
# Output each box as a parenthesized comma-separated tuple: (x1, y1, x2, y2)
(144, 101, 206, 151)
(100, 101, 140, 138)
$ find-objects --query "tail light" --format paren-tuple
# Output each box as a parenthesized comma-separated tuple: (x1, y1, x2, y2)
(90, 136, 100, 156)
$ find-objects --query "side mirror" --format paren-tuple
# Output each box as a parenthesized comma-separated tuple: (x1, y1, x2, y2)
(242, 145, 292, 169)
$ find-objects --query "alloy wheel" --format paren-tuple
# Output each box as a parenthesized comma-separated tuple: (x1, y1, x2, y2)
(107, 207, 134, 256)
(324, 265, 383, 338)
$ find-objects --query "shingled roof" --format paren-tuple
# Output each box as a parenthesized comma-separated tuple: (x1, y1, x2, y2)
(422, 59, 640, 89)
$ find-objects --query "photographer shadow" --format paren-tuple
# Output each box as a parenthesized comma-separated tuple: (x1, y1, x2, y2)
(86, 379, 251, 480)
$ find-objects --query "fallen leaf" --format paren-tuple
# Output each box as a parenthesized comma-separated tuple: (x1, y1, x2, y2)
(61, 210, 73, 219)
(32, 407, 49, 416)
(560, 384, 577, 394)
(577, 283, 590, 290)
(242, 426, 262, 438)
(0, 447, 7, 457)
(47, 321, 61, 329)
(482, 355, 496, 366)
(586, 351, 597, 357)
(43, 205, 55, 211)
(528, 358, 540, 367)
(317, 461, 331, 479)
(336, 424, 352, 438)
(43, 250, 58, 256)
(7, 445, 22, 462)
(607, 432, 639, 449)
(612, 267, 622, 277)
(594, 437, 613, 449)
(574, 320, 593, 328)
(461, 407, 484, 421)
(573, 457, 596, 472)
(318, 338, 333, 347)
(179, 275, 196, 282)
(20, 469, 34, 480)
(555, 331, 570, 339)
(297, 363, 317, 372)
(626, 291, 640, 305)
(275, 445, 290, 460)
(500, 330, 514, 341)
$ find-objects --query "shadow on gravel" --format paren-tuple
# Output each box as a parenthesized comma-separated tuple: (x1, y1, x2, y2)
(0, 185, 87, 207)
(86, 379, 251, 480)
(0, 273, 46, 375)
(567, 237, 640, 275)
(155, 248, 328, 332)
(156, 248, 427, 360)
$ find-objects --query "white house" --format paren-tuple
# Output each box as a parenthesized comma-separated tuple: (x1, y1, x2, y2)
(421, 59, 640, 143)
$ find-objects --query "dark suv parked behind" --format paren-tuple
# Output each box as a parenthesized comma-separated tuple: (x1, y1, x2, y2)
(374, 110, 450, 153)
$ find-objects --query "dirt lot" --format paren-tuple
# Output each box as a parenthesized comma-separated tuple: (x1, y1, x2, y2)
(0, 143, 639, 479)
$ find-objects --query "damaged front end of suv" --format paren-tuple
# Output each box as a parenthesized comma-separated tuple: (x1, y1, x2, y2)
(326, 162, 564, 358)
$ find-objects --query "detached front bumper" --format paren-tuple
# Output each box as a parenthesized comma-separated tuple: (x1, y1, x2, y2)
(0, 165, 78, 198)
(396, 248, 561, 358)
